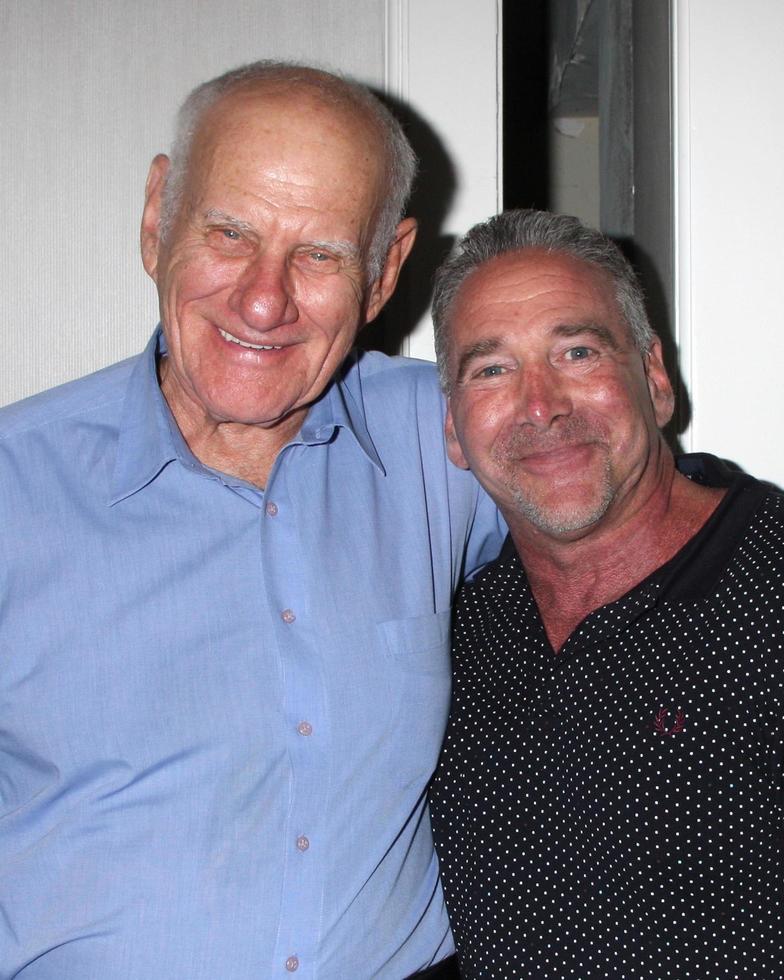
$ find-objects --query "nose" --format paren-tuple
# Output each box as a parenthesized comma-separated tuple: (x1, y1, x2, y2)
(228, 253, 298, 331)
(515, 361, 572, 429)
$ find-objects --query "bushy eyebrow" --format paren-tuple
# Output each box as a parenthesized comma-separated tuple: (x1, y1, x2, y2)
(554, 322, 621, 350)
(202, 208, 257, 236)
(455, 336, 504, 384)
(306, 240, 361, 262)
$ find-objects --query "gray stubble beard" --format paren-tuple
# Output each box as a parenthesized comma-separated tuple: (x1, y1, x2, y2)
(508, 466, 615, 536)
(495, 419, 616, 536)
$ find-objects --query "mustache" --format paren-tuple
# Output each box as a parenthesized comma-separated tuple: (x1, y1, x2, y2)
(493, 416, 602, 458)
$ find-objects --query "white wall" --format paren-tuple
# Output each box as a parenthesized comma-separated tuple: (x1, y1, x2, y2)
(390, 0, 502, 360)
(674, 0, 784, 487)
(0, 0, 501, 403)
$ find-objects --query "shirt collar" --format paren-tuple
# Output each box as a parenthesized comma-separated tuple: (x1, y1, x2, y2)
(109, 329, 179, 505)
(296, 350, 385, 473)
(109, 330, 384, 505)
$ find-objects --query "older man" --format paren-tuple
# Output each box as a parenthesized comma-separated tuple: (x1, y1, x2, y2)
(428, 209, 784, 978)
(0, 63, 502, 979)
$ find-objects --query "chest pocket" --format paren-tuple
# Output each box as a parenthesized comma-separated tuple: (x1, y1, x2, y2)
(377, 610, 453, 781)
(379, 609, 452, 674)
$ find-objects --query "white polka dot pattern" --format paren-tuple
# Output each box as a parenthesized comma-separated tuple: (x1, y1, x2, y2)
(431, 479, 784, 979)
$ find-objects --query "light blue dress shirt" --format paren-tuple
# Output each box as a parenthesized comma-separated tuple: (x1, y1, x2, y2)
(0, 330, 503, 979)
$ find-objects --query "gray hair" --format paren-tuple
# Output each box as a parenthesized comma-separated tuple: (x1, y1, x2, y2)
(160, 60, 417, 280)
(432, 209, 655, 391)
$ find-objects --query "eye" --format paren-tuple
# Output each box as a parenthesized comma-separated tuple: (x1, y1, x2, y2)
(293, 246, 342, 274)
(564, 345, 593, 361)
(305, 249, 338, 267)
(468, 363, 507, 381)
(206, 226, 253, 255)
(479, 364, 505, 377)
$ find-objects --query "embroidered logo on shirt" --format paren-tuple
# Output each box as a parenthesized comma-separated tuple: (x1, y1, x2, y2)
(653, 707, 686, 735)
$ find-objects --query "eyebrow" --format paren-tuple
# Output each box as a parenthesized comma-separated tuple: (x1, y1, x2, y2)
(455, 336, 504, 384)
(202, 208, 257, 236)
(553, 322, 621, 350)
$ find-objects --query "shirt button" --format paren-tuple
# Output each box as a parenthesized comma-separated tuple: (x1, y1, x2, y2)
(285, 956, 299, 972)
(296, 835, 310, 852)
(281, 609, 296, 624)
(297, 721, 313, 736)
(265, 501, 278, 516)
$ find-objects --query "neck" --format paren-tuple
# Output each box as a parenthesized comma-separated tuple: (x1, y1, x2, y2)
(509, 455, 725, 652)
(160, 364, 305, 488)
(178, 417, 299, 488)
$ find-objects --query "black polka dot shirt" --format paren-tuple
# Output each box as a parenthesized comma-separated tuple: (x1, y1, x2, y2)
(430, 455, 784, 979)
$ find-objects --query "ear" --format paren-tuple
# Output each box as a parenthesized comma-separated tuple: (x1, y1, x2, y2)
(365, 217, 418, 323)
(140, 154, 170, 282)
(444, 401, 470, 470)
(643, 337, 675, 429)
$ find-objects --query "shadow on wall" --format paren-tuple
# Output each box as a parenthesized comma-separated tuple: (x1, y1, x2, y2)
(621, 243, 778, 487)
(358, 92, 457, 356)
(617, 238, 691, 452)
(361, 0, 551, 356)
(359, 0, 696, 466)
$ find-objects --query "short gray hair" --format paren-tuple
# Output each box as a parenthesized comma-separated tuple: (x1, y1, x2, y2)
(432, 209, 655, 391)
(160, 60, 417, 280)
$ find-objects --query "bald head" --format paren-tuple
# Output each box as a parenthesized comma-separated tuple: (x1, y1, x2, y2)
(160, 61, 417, 279)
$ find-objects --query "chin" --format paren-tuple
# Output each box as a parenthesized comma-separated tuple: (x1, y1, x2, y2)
(512, 488, 615, 537)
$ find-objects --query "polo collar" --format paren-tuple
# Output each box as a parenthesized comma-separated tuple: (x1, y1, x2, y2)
(498, 453, 769, 609)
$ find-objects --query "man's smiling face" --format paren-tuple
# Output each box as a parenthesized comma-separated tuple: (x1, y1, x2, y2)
(444, 248, 674, 541)
(142, 84, 388, 440)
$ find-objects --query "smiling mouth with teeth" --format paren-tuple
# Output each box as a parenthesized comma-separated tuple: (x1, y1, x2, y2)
(218, 328, 282, 351)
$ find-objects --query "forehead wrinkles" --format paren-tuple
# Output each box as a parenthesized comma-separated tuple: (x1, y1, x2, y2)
(452, 254, 625, 348)
(184, 92, 384, 244)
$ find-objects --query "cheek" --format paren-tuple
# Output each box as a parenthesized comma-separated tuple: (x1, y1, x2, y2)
(580, 376, 657, 451)
(298, 275, 365, 333)
(579, 371, 643, 418)
(452, 392, 507, 458)
(165, 255, 236, 310)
